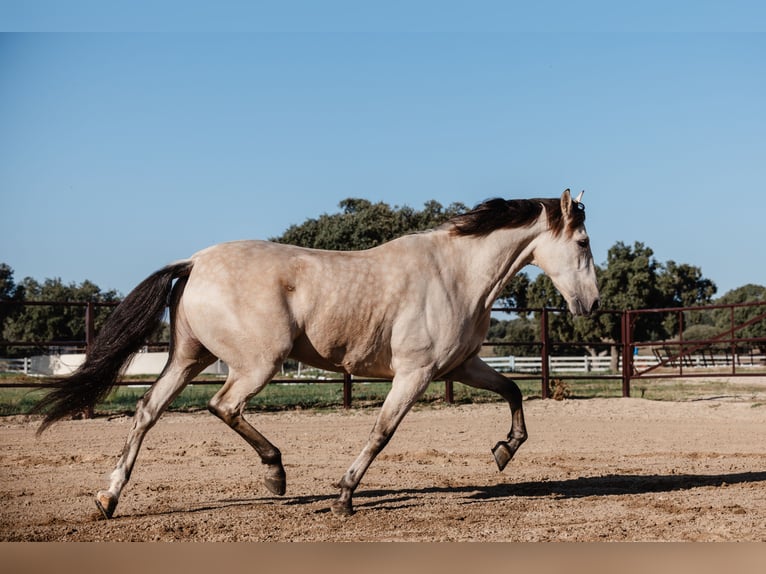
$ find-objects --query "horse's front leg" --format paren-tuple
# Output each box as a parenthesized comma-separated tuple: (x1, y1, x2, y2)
(332, 369, 432, 516)
(448, 355, 527, 471)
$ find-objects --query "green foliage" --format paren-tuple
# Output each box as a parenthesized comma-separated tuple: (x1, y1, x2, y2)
(716, 284, 766, 305)
(710, 284, 766, 344)
(0, 265, 122, 356)
(0, 264, 23, 343)
(600, 241, 665, 310)
(0, 263, 20, 301)
(498, 273, 530, 308)
(659, 260, 717, 308)
(487, 316, 536, 356)
(272, 197, 468, 250)
(596, 241, 668, 341)
(681, 324, 720, 341)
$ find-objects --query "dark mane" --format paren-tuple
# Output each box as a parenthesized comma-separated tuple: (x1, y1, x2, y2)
(448, 197, 585, 238)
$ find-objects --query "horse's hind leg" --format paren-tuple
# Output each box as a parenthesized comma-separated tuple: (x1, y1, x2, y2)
(207, 364, 287, 496)
(448, 356, 527, 471)
(95, 350, 213, 518)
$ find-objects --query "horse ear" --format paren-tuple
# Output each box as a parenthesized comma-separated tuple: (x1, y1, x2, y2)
(560, 188, 572, 217)
(574, 190, 584, 203)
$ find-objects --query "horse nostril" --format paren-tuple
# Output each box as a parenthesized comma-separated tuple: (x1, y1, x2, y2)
(590, 299, 600, 313)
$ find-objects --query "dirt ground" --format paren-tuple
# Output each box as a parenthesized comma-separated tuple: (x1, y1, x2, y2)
(2, 395, 766, 542)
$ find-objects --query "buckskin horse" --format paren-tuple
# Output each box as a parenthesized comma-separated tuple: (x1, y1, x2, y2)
(34, 189, 599, 517)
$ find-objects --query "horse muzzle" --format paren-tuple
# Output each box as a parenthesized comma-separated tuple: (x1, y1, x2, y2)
(570, 296, 600, 317)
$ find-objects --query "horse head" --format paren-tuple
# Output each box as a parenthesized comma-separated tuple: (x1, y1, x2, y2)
(530, 189, 600, 316)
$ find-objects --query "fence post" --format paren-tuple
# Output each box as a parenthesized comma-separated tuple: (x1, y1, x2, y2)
(621, 311, 632, 397)
(85, 301, 96, 355)
(343, 373, 352, 409)
(730, 306, 737, 376)
(540, 308, 550, 399)
(444, 380, 454, 404)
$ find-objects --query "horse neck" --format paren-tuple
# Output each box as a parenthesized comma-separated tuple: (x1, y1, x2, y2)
(441, 221, 544, 310)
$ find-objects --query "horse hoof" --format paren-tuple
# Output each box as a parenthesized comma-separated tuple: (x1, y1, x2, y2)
(331, 499, 354, 517)
(264, 466, 286, 496)
(491, 441, 514, 471)
(264, 475, 286, 496)
(95, 491, 117, 519)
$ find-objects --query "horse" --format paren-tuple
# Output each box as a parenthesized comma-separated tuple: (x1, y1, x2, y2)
(33, 189, 599, 517)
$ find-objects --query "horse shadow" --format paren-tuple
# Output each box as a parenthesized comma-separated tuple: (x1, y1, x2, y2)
(118, 469, 766, 520)
(170, 469, 766, 516)
(343, 470, 766, 512)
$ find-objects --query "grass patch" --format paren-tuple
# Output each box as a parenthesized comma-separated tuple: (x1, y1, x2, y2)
(561, 378, 624, 399)
(2, 373, 763, 418)
(0, 378, 534, 418)
(631, 378, 766, 401)
(0, 387, 48, 416)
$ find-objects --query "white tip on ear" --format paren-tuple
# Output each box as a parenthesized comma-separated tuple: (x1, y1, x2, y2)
(574, 190, 585, 203)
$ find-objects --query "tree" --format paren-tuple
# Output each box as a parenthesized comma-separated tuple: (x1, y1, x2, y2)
(710, 284, 766, 348)
(273, 198, 468, 250)
(497, 273, 530, 309)
(0, 264, 23, 347)
(0, 263, 19, 301)
(487, 316, 537, 356)
(597, 241, 666, 341)
(658, 260, 717, 309)
(589, 241, 714, 342)
(656, 260, 717, 335)
(1, 265, 122, 356)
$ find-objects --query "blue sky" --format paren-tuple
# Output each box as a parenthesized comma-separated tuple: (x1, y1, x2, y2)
(1, 3, 765, 297)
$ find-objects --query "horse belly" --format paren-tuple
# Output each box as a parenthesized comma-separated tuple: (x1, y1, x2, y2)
(289, 330, 394, 379)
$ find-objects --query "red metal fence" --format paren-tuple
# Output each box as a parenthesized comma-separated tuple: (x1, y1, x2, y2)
(2, 299, 765, 406)
(621, 300, 766, 394)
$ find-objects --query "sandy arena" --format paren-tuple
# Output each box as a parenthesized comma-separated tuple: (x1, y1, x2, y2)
(2, 396, 766, 541)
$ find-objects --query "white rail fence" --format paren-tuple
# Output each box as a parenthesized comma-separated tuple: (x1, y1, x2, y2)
(481, 354, 765, 374)
(0, 357, 32, 375)
(481, 355, 640, 374)
(0, 352, 228, 377)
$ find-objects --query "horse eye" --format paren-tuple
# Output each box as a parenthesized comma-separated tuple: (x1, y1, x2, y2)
(577, 238, 590, 249)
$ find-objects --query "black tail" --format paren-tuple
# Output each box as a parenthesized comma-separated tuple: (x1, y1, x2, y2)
(32, 260, 194, 434)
